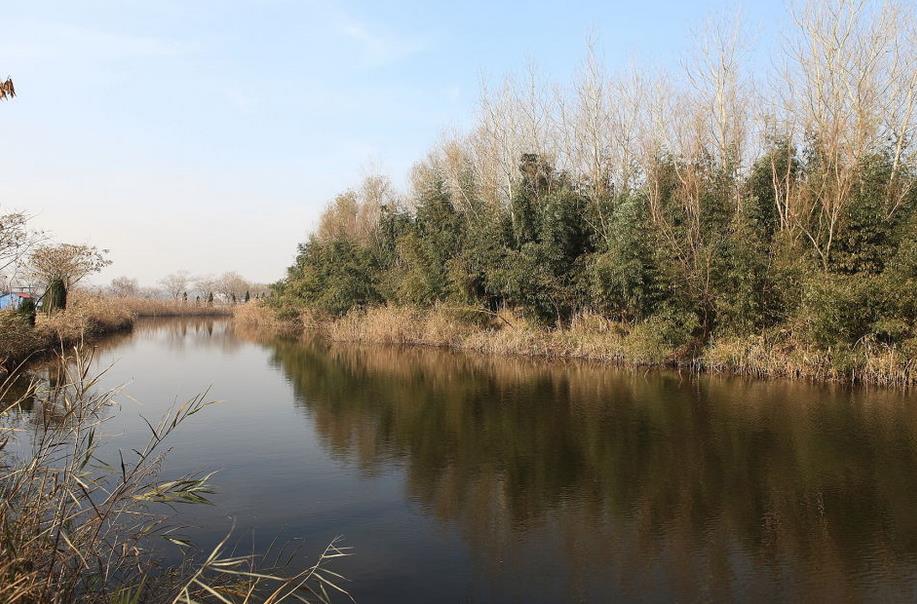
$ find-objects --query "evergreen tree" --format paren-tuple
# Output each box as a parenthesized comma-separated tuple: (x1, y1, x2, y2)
(45, 278, 67, 313)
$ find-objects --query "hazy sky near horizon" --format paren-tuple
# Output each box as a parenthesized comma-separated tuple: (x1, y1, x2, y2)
(0, 0, 783, 286)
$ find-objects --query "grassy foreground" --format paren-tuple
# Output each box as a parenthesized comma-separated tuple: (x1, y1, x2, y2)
(0, 347, 350, 603)
(0, 294, 232, 373)
(234, 302, 917, 387)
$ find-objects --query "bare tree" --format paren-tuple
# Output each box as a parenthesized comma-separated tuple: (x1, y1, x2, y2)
(159, 271, 191, 300)
(0, 211, 44, 283)
(109, 276, 139, 297)
(28, 244, 111, 290)
(193, 275, 218, 300)
(216, 271, 250, 303)
(315, 174, 394, 245)
(778, 0, 917, 269)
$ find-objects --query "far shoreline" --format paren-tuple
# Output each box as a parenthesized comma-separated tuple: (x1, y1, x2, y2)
(231, 303, 917, 389)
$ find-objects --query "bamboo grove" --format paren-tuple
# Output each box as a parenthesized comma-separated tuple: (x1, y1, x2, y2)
(273, 0, 917, 371)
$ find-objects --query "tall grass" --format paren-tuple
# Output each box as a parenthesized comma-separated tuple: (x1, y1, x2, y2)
(232, 302, 300, 337)
(116, 297, 233, 318)
(240, 302, 917, 386)
(0, 294, 133, 372)
(702, 333, 917, 387)
(0, 346, 351, 603)
(2, 294, 239, 373)
(240, 304, 683, 365)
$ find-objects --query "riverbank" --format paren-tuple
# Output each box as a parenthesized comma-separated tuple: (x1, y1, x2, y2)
(234, 303, 917, 387)
(0, 294, 232, 373)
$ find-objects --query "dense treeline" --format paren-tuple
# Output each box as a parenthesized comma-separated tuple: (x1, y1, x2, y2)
(274, 0, 917, 369)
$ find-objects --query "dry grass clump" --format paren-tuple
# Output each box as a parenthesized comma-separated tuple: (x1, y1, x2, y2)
(246, 303, 917, 385)
(325, 306, 670, 365)
(0, 347, 351, 603)
(702, 333, 917, 386)
(0, 310, 43, 365)
(38, 293, 133, 341)
(1, 294, 133, 372)
(231, 302, 306, 338)
(327, 305, 483, 348)
(116, 297, 233, 318)
(859, 341, 917, 386)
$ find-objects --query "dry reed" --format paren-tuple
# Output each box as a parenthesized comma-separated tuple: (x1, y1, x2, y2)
(1, 293, 237, 373)
(0, 346, 351, 603)
(239, 303, 917, 387)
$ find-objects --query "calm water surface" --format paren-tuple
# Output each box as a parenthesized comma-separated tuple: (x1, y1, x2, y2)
(15, 318, 917, 602)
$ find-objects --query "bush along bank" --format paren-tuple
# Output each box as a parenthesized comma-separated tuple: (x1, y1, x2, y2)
(236, 302, 917, 387)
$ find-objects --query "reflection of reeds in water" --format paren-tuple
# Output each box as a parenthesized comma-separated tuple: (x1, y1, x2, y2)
(264, 337, 917, 601)
(238, 302, 917, 385)
(0, 346, 350, 603)
(2, 294, 237, 375)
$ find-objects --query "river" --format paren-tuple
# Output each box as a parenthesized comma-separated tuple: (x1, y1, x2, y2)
(12, 317, 917, 602)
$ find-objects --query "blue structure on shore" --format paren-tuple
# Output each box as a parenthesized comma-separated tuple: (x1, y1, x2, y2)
(0, 292, 33, 310)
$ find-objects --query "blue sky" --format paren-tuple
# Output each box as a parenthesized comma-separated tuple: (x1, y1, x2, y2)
(0, 0, 784, 285)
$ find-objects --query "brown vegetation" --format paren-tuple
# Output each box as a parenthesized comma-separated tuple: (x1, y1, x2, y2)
(0, 294, 234, 373)
(0, 347, 351, 603)
(0, 77, 13, 101)
(238, 302, 917, 386)
(116, 296, 233, 318)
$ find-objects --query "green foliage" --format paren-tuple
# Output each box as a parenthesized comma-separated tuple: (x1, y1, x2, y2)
(713, 211, 771, 335)
(829, 155, 900, 274)
(277, 151, 917, 357)
(17, 297, 36, 327)
(626, 306, 700, 363)
(46, 278, 67, 313)
(588, 196, 662, 321)
(385, 177, 466, 305)
(281, 237, 381, 317)
(489, 162, 593, 324)
(800, 274, 889, 347)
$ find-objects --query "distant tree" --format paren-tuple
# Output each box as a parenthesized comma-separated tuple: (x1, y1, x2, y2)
(207, 291, 214, 306)
(159, 271, 190, 300)
(244, 290, 250, 303)
(109, 276, 139, 297)
(216, 272, 250, 303)
(193, 276, 217, 300)
(29, 244, 110, 290)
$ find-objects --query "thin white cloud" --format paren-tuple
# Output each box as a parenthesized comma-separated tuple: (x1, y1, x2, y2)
(0, 19, 192, 62)
(336, 16, 427, 66)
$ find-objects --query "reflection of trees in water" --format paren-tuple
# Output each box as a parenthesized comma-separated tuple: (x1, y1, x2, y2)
(125, 318, 242, 354)
(267, 339, 917, 600)
(8, 320, 238, 433)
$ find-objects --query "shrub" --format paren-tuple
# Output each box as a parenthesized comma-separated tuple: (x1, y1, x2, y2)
(800, 274, 887, 347)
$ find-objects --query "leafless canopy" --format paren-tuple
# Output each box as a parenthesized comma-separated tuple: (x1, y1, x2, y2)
(0, 78, 14, 101)
(159, 270, 191, 299)
(0, 211, 42, 278)
(28, 244, 111, 290)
